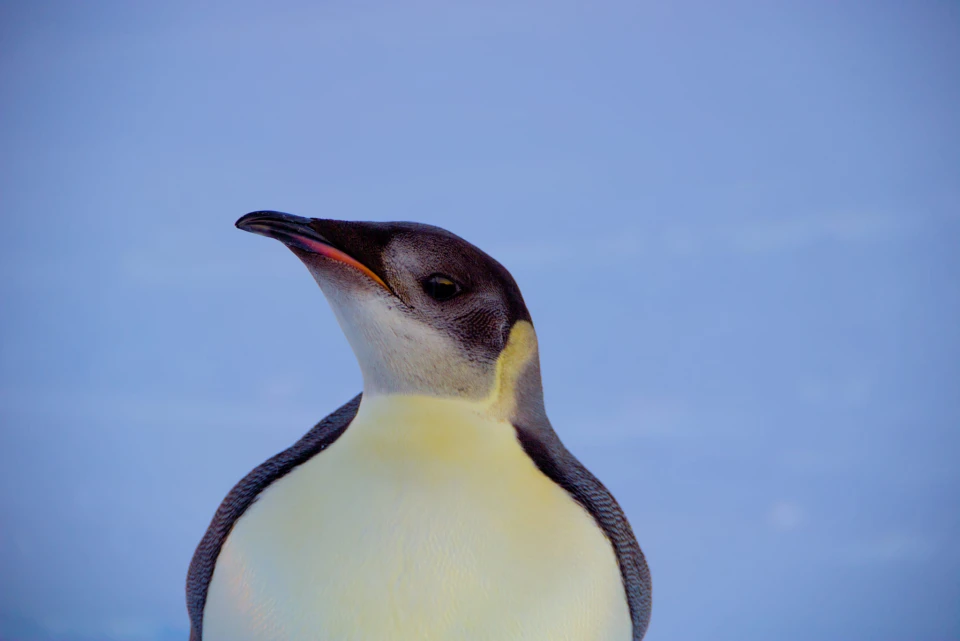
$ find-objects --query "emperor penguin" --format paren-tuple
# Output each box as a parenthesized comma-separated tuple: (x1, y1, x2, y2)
(187, 212, 652, 641)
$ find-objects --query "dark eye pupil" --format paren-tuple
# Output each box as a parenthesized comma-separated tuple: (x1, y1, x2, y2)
(423, 274, 460, 301)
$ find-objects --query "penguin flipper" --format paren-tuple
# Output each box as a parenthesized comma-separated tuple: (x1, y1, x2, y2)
(185, 393, 362, 640)
(514, 423, 652, 641)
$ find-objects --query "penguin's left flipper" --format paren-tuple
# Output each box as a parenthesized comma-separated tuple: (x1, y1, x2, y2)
(185, 393, 362, 641)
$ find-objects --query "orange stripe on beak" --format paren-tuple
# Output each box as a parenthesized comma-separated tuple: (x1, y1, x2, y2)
(296, 236, 391, 291)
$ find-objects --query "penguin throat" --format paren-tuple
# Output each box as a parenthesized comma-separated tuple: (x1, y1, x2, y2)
(346, 317, 545, 426)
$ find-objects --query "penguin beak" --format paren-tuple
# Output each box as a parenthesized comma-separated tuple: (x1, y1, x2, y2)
(235, 211, 391, 292)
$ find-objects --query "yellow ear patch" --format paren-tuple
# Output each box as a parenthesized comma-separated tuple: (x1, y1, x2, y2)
(485, 320, 539, 420)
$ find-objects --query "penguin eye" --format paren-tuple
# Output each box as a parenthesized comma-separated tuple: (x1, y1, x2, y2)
(422, 274, 462, 302)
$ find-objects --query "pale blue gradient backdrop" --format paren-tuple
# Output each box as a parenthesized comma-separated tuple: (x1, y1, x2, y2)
(1, 2, 958, 640)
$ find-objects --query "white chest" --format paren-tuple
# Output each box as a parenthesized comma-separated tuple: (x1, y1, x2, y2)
(203, 396, 631, 641)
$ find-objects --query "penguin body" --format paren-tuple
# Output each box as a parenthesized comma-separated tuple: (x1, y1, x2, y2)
(187, 214, 651, 640)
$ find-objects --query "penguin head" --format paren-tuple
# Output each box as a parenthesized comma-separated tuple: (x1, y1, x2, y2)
(236, 211, 544, 417)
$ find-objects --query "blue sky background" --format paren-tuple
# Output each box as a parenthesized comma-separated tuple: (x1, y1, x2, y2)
(1, 2, 958, 640)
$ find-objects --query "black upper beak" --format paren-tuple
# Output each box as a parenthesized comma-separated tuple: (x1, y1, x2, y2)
(235, 211, 333, 254)
(235, 210, 393, 292)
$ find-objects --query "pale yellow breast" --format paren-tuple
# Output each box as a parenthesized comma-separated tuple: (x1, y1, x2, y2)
(203, 395, 631, 641)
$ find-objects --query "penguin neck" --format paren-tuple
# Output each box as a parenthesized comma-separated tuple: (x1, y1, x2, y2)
(346, 395, 507, 459)
(356, 320, 549, 429)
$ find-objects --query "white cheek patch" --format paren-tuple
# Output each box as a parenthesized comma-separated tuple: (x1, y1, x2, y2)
(313, 278, 492, 399)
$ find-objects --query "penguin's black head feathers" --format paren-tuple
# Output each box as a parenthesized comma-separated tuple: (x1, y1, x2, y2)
(237, 211, 537, 399)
